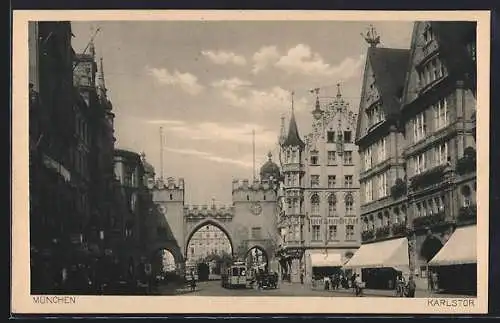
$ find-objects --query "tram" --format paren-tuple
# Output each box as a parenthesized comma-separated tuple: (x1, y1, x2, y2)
(221, 261, 248, 289)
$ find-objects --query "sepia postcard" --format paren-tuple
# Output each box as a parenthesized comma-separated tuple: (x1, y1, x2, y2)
(11, 10, 490, 315)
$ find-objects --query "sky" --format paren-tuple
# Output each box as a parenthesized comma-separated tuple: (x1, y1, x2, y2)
(70, 20, 413, 205)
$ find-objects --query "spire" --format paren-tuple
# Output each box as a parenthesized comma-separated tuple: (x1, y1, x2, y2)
(267, 151, 273, 161)
(89, 26, 96, 58)
(311, 87, 323, 120)
(336, 83, 342, 98)
(97, 56, 107, 98)
(283, 94, 305, 149)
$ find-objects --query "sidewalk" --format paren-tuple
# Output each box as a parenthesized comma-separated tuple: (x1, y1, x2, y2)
(310, 284, 475, 298)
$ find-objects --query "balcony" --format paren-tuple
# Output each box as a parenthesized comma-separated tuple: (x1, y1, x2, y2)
(375, 226, 391, 239)
(391, 222, 407, 236)
(412, 211, 446, 229)
(361, 230, 374, 242)
(457, 204, 476, 223)
(409, 165, 448, 192)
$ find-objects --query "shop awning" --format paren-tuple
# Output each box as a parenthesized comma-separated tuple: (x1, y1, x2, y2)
(343, 237, 409, 270)
(428, 225, 477, 266)
(310, 252, 343, 267)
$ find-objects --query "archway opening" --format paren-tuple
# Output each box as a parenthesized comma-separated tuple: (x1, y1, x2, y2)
(246, 246, 269, 273)
(186, 223, 233, 281)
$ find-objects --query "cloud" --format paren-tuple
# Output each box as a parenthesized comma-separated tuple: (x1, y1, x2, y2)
(163, 147, 253, 168)
(250, 44, 365, 80)
(201, 50, 247, 66)
(211, 77, 252, 91)
(146, 67, 204, 95)
(276, 44, 365, 78)
(252, 46, 280, 74)
(215, 84, 308, 112)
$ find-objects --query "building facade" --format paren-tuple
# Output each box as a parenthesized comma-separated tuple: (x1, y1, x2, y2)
(348, 22, 477, 294)
(402, 21, 477, 293)
(276, 88, 362, 283)
(29, 21, 92, 293)
(350, 31, 411, 289)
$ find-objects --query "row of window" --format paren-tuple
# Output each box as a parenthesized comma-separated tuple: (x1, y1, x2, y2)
(366, 102, 385, 128)
(418, 56, 447, 90)
(411, 141, 449, 176)
(310, 150, 353, 166)
(363, 137, 387, 171)
(411, 97, 450, 144)
(415, 195, 446, 218)
(311, 224, 356, 241)
(310, 175, 354, 188)
(326, 131, 353, 144)
(309, 193, 354, 216)
(363, 172, 388, 203)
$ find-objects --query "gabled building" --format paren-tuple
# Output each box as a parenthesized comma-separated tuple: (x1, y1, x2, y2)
(277, 88, 361, 284)
(401, 21, 477, 294)
(347, 22, 477, 295)
(346, 29, 411, 290)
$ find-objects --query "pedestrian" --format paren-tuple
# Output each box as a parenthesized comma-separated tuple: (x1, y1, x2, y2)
(323, 275, 330, 290)
(431, 271, 439, 292)
(300, 272, 304, 284)
(355, 274, 364, 296)
(350, 273, 356, 291)
(190, 270, 197, 291)
(406, 276, 416, 298)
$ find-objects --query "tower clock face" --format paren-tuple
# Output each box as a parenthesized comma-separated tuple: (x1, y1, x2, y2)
(250, 202, 262, 215)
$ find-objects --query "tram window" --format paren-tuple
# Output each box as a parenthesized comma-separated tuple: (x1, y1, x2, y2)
(232, 268, 239, 276)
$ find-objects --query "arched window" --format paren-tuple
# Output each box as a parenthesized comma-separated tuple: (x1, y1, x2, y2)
(328, 194, 337, 216)
(311, 194, 320, 215)
(345, 193, 354, 214)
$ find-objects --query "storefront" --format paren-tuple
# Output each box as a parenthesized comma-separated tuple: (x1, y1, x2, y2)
(343, 237, 410, 290)
(307, 250, 344, 281)
(428, 225, 477, 295)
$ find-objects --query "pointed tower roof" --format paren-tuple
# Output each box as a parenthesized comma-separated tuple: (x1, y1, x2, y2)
(97, 57, 107, 98)
(283, 108, 305, 148)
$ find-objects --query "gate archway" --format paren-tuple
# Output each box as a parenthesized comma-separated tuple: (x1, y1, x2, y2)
(185, 220, 234, 278)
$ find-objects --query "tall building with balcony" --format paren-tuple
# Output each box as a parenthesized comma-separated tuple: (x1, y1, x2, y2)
(401, 21, 477, 294)
(347, 27, 411, 289)
(277, 88, 361, 283)
(347, 22, 477, 295)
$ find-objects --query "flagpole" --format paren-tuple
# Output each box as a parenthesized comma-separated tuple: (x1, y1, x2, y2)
(160, 126, 164, 181)
(252, 129, 256, 182)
